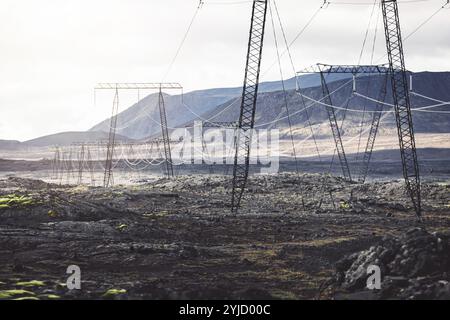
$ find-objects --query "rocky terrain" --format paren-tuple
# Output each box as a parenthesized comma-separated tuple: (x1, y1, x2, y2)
(0, 173, 449, 300)
(331, 228, 450, 299)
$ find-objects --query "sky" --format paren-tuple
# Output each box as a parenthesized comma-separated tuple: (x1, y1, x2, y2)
(0, 0, 449, 141)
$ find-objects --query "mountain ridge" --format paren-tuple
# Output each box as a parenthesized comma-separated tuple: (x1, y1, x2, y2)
(2, 71, 448, 148)
(88, 73, 351, 140)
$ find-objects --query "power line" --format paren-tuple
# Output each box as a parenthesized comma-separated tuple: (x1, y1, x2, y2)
(271, 0, 324, 162)
(403, 1, 448, 41)
(162, 4, 202, 81)
(411, 91, 450, 104)
(262, 2, 326, 77)
(268, 0, 300, 173)
(296, 90, 450, 113)
(256, 78, 354, 127)
(374, 0, 449, 63)
(357, 0, 378, 64)
(370, 1, 382, 64)
(355, 0, 378, 162)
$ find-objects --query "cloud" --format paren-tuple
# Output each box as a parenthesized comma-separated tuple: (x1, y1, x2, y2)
(0, 0, 449, 141)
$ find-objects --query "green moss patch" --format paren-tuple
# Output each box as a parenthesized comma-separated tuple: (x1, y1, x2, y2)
(15, 280, 45, 287)
(0, 194, 35, 209)
(13, 296, 40, 300)
(0, 289, 35, 299)
(48, 210, 58, 218)
(116, 224, 128, 231)
(103, 288, 127, 297)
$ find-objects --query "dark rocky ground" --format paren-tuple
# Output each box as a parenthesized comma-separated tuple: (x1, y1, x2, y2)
(330, 228, 450, 299)
(0, 173, 449, 300)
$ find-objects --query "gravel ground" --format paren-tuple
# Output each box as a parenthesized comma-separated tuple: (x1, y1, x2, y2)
(0, 173, 449, 300)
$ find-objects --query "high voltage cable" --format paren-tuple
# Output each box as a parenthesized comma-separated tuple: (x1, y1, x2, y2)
(97, 83, 450, 134)
(354, 0, 378, 163)
(357, 0, 378, 64)
(268, 0, 300, 173)
(272, 0, 323, 161)
(374, 0, 449, 63)
(262, 2, 326, 77)
(162, 3, 202, 81)
(289, 95, 354, 148)
(370, 1, 382, 64)
(355, 92, 450, 111)
(411, 91, 450, 104)
(297, 90, 450, 113)
(312, 0, 381, 186)
(403, 1, 449, 41)
(299, 108, 394, 159)
(257, 78, 354, 127)
(99, 0, 449, 137)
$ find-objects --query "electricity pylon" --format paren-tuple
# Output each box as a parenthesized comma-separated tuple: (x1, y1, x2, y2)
(231, 0, 268, 213)
(298, 64, 390, 182)
(381, 0, 422, 218)
(95, 82, 183, 184)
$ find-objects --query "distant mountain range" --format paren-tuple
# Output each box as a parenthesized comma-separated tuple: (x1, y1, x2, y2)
(195, 71, 450, 138)
(0, 131, 134, 150)
(88, 73, 350, 140)
(1, 71, 449, 148)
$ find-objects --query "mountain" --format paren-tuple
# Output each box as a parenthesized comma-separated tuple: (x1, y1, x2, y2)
(23, 131, 134, 148)
(0, 140, 22, 150)
(189, 71, 450, 138)
(89, 73, 351, 140)
(6, 71, 448, 150)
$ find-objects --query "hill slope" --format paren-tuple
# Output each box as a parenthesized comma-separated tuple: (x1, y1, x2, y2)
(192, 72, 450, 138)
(89, 74, 350, 140)
(23, 131, 134, 148)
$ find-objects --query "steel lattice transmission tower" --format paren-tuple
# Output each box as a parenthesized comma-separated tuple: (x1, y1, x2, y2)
(381, 0, 422, 218)
(157, 87, 174, 178)
(104, 87, 119, 188)
(319, 71, 352, 181)
(95, 82, 183, 185)
(52, 146, 61, 181)
(359, 75, 388, 183)
(77, 143, 86, 185)
(299, 64, 390, 183)
(231, 0, 268, 213)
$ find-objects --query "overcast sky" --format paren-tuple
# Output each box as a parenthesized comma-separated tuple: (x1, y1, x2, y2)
(1, 0, 449, 141)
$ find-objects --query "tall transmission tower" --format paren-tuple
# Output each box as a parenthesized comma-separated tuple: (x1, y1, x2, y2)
(65, 148, 75, 184)
(231, 0, 268, 213)
(319, 71, 352, 181)
(299, 64, 390, 182)
(104, 87, 119, 187)
(77, 143, 86, 185)
(95, 82, 183, 183)
(52, 146, 61, 181)
(157, 87, 174, 178)
(359, 74, 388, 183)
(381, 0, 422, 218)
(86, 146, 95, 186)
